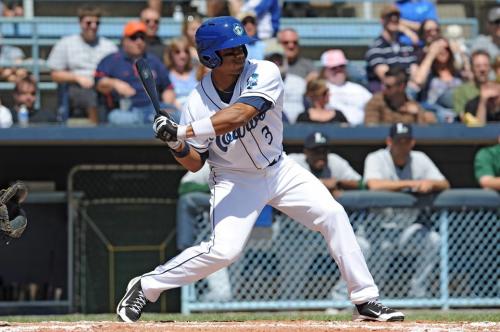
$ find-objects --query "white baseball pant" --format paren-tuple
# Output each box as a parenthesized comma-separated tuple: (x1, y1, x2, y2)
(141, 155, 379, 304)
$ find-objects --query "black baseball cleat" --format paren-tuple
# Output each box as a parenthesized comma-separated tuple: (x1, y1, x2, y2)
(116, 276, 149, 322)
(353, 300, 405, 322)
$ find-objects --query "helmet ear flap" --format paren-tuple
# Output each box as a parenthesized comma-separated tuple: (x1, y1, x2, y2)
(200, 52, 222, 69)
(202, 47, 246, 69)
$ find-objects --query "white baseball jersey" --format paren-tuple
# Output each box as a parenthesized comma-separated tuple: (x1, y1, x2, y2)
(181, 59, 284, 170)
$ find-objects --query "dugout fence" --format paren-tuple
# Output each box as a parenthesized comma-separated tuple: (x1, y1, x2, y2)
(68, 164, 185, 313)
(68, 165, 499, 313)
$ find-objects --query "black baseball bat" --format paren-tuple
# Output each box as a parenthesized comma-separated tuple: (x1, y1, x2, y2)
(135, 58, 162, 115)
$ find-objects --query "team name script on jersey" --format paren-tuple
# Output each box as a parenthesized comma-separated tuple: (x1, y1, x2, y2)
(216, 112, 267, 152)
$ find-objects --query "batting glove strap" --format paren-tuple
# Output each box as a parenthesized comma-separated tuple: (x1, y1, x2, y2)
(167, 140, 182, 150)
(153, 115, 178, 142)
(170, 142, 191, 158)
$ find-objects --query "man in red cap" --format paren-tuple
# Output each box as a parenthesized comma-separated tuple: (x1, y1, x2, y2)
(95, 20, 177, 125)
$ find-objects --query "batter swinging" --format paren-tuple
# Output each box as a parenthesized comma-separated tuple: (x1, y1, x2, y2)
(117, 16, 404, 323)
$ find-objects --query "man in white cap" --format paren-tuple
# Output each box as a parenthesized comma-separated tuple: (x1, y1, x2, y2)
(470, 7, 500, 59)
(320, 49, 372, 126)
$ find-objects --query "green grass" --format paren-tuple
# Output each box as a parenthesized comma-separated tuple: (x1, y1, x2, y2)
(1, 310, 499, 323)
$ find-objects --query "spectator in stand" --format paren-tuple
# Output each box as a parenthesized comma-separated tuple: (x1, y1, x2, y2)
(464, 81, 500, 124)
(47, 5, 118, 124)
(364, 66, 436, 125)
(453, 50, 491, 120)
(288, 131, 363, 198)
(395, 0, 438, 46)
(320, 49, 372, 126)
(365, 4, 419, 93)
(239, 12, 265, 61)
(164, 37, 198, 110)
(469, 7, 499, 60)
(0, 98, 12, 128)
(0, 34, 27, 82)
(363, 123, 449, 298)
(140, 7, 166, 60)
(182, 14, 203, 64)
(237, 0, 281, 40)
(408, 38, 463, 123)
(2, 0, 22, 17)
(95, 20, 176, 125)
(8, 76, 57, 125)
(263, 41, 305, 124)
(278, 28, 317, 81)
(297, 79, 348, 124)
(474, 137, 500, 191)
(418, 19, 441, 51)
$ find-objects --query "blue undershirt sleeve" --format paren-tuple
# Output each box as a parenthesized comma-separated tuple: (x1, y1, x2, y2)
(236, 96, 273, 113)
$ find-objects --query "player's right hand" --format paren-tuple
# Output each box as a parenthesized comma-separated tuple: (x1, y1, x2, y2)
(153, 114, 178, 142)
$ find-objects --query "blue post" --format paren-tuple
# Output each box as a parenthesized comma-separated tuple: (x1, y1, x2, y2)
(181, 285, 191, 314)
(31, 19, 41, 110)
(439, 210, 450, 310)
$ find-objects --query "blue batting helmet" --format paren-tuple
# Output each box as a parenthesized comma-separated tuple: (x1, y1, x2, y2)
(195, 16, 253, 69)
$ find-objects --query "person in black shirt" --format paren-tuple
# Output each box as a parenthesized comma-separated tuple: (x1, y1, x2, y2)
(9, 76, 57, 125)
(296, 78, 348, 124)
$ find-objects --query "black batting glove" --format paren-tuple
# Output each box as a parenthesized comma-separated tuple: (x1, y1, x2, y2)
(153, 114, 178, 142)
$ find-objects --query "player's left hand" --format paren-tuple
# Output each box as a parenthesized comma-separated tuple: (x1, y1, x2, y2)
(153, 113, 178, 142)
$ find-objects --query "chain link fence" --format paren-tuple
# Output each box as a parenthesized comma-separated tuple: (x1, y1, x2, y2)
(68, 164, 185, 313)
(181, 190, 499, 313)
(67, 167, 499, 313)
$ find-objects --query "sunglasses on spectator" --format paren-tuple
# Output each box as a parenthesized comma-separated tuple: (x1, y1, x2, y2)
(424, 27, 440, 34)
(144, 19, 159, 25)
(385, 13, 400, 21)
(19, 91, 36, 96)
(326, 65, 346, 71)
(82, 20, 100, 27)
(281, 40, 298, 46)
(493, 19, 500, 25)
(174, 49, 189, 54)
(128, 33, 146, 41)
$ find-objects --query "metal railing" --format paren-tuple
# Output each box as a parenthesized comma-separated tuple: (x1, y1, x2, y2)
(181, 189, 499, 313)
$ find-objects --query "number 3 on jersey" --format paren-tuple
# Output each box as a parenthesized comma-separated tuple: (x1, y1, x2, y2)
(261, 126, 273, 144)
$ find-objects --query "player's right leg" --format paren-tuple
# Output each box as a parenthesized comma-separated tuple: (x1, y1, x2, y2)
(117, 171, 267, 322)
(268, 157, 404, 322)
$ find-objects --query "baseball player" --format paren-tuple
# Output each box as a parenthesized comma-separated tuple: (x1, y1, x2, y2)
(117, 16, 404, 323)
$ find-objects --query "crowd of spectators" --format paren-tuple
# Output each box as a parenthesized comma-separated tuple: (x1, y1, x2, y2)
(0, 1, 498, 129)
(0, 0, 500, 127)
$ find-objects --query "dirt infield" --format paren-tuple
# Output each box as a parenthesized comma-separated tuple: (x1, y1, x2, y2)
(1, 320, 499, 332)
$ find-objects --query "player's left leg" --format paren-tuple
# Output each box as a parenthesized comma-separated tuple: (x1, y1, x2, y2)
(117, 170, 268, 322)
(268, 156, 404, 322)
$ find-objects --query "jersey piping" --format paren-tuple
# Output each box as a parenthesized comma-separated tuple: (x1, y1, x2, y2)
(141, 168, 218, 280)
